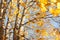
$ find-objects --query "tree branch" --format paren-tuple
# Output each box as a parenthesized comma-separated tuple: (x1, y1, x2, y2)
(22, 14, 60, 26)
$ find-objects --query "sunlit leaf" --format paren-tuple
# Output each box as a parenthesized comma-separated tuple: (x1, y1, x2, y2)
(39, 0, 48, 4)
(37, 20, 44, 26)
(50, 0, 57, 3)
(49, 8, 60, 16)
(18, 13, 21, 17)
(57, 2, 60, 9)
(41, 30, 48, 36)
(20, 0, 26, 7)
(56, 36, 60, 40)
(14, 8, 18, 15)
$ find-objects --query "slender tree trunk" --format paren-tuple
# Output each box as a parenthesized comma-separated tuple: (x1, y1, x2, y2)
(0, 18, 4, 40)
(0, 0, 4, 40)
(0, 21, 4, 40)
(13, 0, 19, 40)
(13, 14, 18, 40)
(0, 0, 8, 40)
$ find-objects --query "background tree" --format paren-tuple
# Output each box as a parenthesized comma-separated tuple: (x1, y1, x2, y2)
(0, 0, 60, 40)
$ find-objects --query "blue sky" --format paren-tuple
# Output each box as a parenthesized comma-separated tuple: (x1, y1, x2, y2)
(50, 19, 59, 28)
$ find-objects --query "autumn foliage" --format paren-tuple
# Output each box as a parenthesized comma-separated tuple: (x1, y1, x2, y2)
(0, 0, 60, 40)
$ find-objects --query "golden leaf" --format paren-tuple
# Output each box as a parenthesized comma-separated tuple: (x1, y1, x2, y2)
(18, 13, 21, 17)
(35, 29, 40, 33)
(49, 8, 60, 16)
(8, 14, 13, 19)
(57, 0, 60, 2)
(50, 0, 57, 3)
(25, 15, 30, 19)
(12, 4, 16, 8)
(55, 36, 60, 40)
(45, 2, 51, 7)
(41, 30, 48, 36)
(12, 0, 17, 3)
(20, 2, 26, 7)
(40, 4, 47, 12)
(37, 20, 44, 26)
(20, 0, 26, 7)
(57, 2, 60, 9)
(55, 9, 60, 14)
(14, 8, 18, 15)
(39, 0, 48, 4)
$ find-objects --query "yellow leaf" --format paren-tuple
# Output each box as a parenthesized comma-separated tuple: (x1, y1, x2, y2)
(50, 32, 56, 36)
(55, 9, 60, 14)
(25, 15, 30, 18)
(37, 20, 44, 26)
(8, 14, 13, 19)
(12, 0, 17, 2)
(41, 30, 48, 36)
(56, 36, 60, 40)
(39, 0, 48, 4)
(51, 3, 56, 7)
(12, 4, 16, 8)
(19, 0, 23, 3)
(49, 8, 54, 13)
(50, 0, 57, 3)
(40, 4, 47, 12)
(18, 13, 21, 17)
(57, 2, 60, 9)
(49, 8, 59, 16)
(21, 2, 26, 7)
(41, 6, 47, 12)
(14, 8, 18, 15)
(20, 0, 26, 7)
